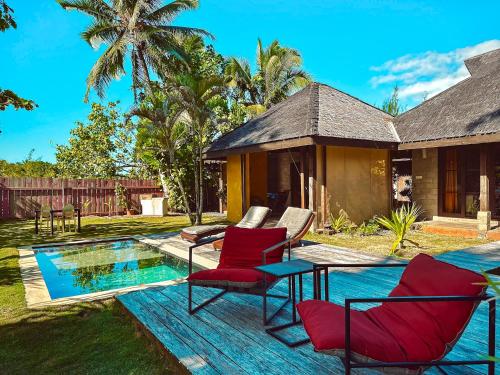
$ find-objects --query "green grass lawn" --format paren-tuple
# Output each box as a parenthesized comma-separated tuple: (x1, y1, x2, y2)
(0, 215, 223, 375)
(305, 230, 491, 258)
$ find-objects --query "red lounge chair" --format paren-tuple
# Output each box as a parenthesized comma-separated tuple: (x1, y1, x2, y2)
(187, 226, 292, 325)
(297, 254, 496, 375)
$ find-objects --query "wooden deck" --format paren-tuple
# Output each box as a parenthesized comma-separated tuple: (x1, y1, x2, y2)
(117, 237, 500, 374)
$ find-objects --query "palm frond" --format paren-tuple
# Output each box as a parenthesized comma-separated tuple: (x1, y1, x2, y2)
(81, 21, 120, 48)
(153, 25, 213, 39)
(57, 0, 115, 21)
(145, 0, 198, 23)
(85, 33, 127, 101)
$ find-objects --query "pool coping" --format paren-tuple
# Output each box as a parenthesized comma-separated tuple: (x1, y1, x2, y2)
(18, 233, 216, 308)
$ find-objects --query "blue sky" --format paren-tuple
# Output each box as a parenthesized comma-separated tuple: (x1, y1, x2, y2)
(1, 0, 499, 162)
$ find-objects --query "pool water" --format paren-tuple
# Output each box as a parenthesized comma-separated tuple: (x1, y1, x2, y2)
(35, 239, 198, 299)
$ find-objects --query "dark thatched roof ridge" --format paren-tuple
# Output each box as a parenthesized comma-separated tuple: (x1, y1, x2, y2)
(395, 48, 500, 144)
(206, 82, 398, 155)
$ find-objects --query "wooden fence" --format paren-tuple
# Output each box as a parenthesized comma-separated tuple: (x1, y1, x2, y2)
(0, 177, 163, 219)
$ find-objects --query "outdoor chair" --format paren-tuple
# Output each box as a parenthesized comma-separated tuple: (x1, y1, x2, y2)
(39, 205, 51, 232)
(181, 206, 271, 243)
(297, 253, 495, 375)
(212, 206, 314, 250)
(57, 204, 76, 233)
(187, 226, 293, 325)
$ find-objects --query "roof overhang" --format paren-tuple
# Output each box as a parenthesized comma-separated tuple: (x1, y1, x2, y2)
(398, 132, 500, 150)
(204, 135, 398, 159)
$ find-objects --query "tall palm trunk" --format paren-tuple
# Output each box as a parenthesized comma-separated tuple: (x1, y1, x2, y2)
(158, 169, 169, 198)
(196, 141, 204, 224)
(192, 139, 201, 225)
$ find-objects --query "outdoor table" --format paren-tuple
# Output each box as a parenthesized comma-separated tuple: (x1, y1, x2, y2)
(34, 208, 81, 235)
(256, 259, 314, 347)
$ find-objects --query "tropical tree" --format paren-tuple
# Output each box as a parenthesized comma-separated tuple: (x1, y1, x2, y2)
(57, 0, 211, 101)
(56, 102, 135, 178)
(168, 74, 227, 224)
(0, 1, 37, 113)
(226, 38, 311, 117)
(127, 88, 194, 216)
(0, 150, 57, 177)
(380, 86, 405, 116)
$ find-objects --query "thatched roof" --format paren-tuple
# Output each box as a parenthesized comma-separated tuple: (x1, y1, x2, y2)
(395, 48, 500, 144)
(205, 82, 398, 157)
(206, 49, 500, 157)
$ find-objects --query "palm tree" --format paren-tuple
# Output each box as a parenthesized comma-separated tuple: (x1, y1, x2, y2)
(127, 88, 194, 219)
(226, 38, 311, 116)
(168, 74, 227, 224)
(58, 0, 211, 102)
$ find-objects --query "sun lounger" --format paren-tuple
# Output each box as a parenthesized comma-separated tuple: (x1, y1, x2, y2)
(212, 206, 314, 250)
(180, 206, 271, 243)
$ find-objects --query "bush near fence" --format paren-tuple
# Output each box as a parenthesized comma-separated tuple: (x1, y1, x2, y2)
(0, 177, 162, 219)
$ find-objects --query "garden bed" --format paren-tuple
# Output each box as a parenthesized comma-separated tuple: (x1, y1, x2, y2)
(305, 230, 491, 258)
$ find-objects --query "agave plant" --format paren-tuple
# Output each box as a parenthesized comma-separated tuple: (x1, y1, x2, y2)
(377, 203, 423, 255)
(328, 209, 355, 234)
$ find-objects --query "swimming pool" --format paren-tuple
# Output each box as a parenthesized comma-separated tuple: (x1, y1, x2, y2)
(34, 239, 198, 299)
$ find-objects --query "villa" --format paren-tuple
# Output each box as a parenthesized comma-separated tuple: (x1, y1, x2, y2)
(4, 1, 500, 374)
(205, 48, 500, 233)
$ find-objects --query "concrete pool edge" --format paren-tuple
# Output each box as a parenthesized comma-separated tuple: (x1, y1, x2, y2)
(18, 233, 214, 308)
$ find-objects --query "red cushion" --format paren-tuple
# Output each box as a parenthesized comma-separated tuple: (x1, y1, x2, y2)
(188, 268, 275, 288)
(218, 226, 287, 269)
(297, 300, 407, 361)
(297, 253, 487, 364)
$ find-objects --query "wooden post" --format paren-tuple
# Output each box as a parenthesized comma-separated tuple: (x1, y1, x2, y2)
(219, 163, 224, 214)
(300, 148, 306, 209)
(480, 145, 490, 211)
(241, 154, 247, 214)
(478, 145, 491, 232)
(319, 145, 327, 227)
(308, 145, 317, 231)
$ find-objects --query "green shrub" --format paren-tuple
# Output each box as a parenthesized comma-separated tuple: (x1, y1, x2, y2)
(357, 219, 380, 236)
(329, 209, 353, 234)
(376, 203, 423, 255)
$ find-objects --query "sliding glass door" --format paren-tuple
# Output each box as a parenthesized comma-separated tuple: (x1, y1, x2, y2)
(440, 145, 480, 218)
(443, 148, 460, 214)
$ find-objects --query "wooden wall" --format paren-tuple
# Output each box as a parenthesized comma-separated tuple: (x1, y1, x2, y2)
(326, 146, 391, 224)
(248, 152, 268, 206)
(226, 155, 243, 222)
(0, 177, 162, 219)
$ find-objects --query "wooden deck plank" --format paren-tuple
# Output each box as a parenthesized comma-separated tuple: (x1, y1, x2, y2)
(117, 292, 220, 375)
(118, 291, 244, 374)
(172, 284, 343, 374)
(143, 288, 305, 375)
(117, 236, 499, 375)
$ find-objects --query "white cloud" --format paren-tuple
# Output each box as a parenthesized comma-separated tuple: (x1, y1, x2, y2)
(370, 40, 500, 102)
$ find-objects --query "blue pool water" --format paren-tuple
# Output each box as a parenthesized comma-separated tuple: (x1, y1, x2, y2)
(35, 239, 197, 299)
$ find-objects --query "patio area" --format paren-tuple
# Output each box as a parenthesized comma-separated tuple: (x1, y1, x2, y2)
(117, 236, 500, 374)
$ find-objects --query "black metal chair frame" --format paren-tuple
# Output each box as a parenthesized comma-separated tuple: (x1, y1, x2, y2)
(188, 235, 293, 325)
(312, 263, 496, 375)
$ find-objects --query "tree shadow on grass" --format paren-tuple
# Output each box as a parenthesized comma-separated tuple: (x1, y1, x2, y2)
(0, 263, 22, 287)
(0, 215, 226, 249)
(0, 301, 173, 375)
